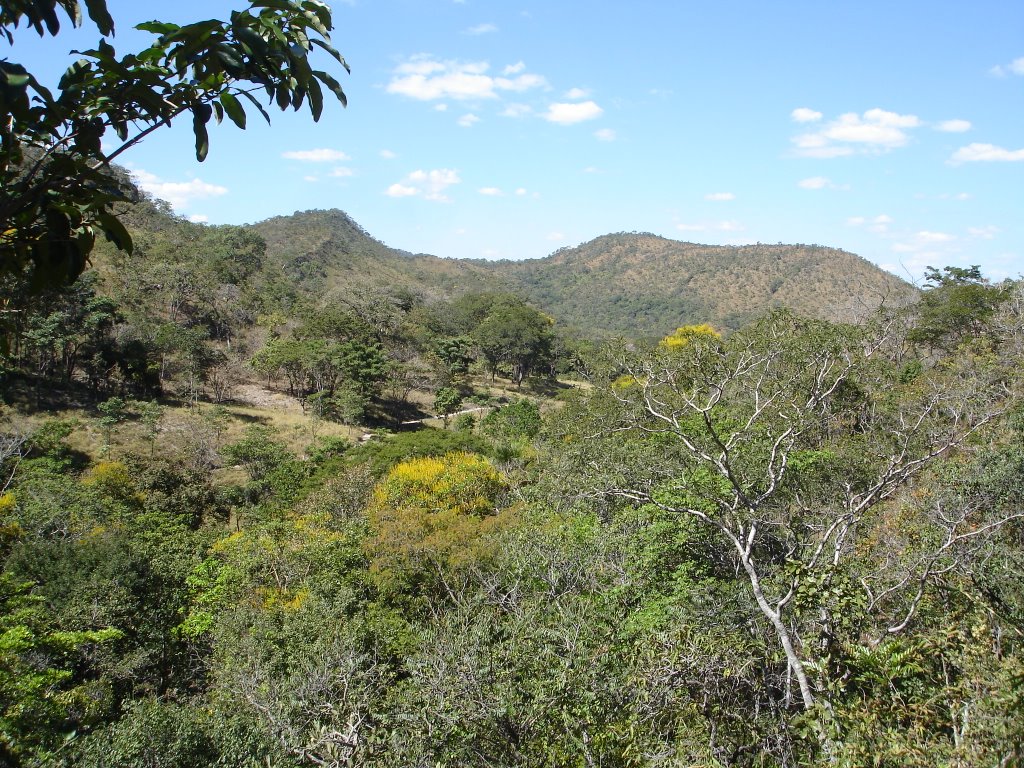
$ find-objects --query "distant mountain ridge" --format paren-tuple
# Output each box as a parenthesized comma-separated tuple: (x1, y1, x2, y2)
(245, 210, 916, 337)
(481, 232, 917, 336)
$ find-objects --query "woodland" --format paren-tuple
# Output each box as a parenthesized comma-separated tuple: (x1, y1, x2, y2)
(2, 2, 1024, 767)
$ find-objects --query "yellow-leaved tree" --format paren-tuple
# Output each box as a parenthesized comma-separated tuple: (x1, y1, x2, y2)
(365, 452, 509, 599)
(658, 323, 721, 350)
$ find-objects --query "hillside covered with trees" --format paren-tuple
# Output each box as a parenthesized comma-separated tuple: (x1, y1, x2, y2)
(244, 210, 918, 339)
(1, 2, 1022, 767)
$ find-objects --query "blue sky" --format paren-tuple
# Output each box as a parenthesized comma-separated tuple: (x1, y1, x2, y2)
(10, 0, 1024, 281)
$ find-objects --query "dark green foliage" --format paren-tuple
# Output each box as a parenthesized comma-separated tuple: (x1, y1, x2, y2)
(907, 265, 1011, 352)
(0, 0, 348, 289)
(347, 427, 495, 475)
(222, 425, 291, 483)
(480, 397, 542, 440)
(0, 258, 1020, 767)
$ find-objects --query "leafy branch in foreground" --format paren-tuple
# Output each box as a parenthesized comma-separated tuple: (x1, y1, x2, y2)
(0, 0, 348, 289)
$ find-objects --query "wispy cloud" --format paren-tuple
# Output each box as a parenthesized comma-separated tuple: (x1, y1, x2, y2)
(798, 176, 848, 190)
(847, 214, 893, 234)
(387, 55, 547, 101)
(565, 87, 590, 99)
(464, 23, 497, 35)
(478, 187, 503, 196)
(501, 103, 532, 118)
(457, 113, 480, 128)
(282, 148, 350, 162)
(792, 108, 921, 157)
(917, 230, 955, 243)
(705, 192, 735, 201)
(385, 169, 461, 202)
(132, 169, 227, 209)
(968, 225, 999, 240)
(594, 128, 616, 141)
(379, 149, 397, 160)
(798, 177, 830, 189)
(544, 100, 603, 124)
(990, 56, 1024, 77)
(949, 143, 1024, 163)
(936, 119, 971, 133)
(676, 220, 743, 233)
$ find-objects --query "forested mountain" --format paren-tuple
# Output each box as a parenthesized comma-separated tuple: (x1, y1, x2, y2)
(246, 209, 916, 337)
(249, 209, 503, 300)
(486, 233, 918, 336)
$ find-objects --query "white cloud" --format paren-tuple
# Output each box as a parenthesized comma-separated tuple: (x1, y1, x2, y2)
(188, 214, 209, 223)
(464, 23, 497, 35)
(791, 107, 822, 123)
(502, 61, 526, 75)
(282, 148, 349, 162)
(950, 143, 1024, 163)
(798, 176, 830, 189)
(330, 167, 354, 177)
(565, 87, 589, 99)
(594, 128, 616, 141)
(434, 103, 449, 112)
(544, 100, 603, 124)
(676, 221, 742, 233)
(387, 55, 548, 101)
(917, 230, 955, 243)
(514, 187, 528, 196)
(936, 119, 971, 133)
(132, 169, 227, 210)
(457, 113, 480, 127)
(501, 103, 532, 118)
(705, 192, 735, 201)
(478, 187, 503, 196)
(991, 56, 1024, 77)
(380, 149, 397, 159)
(968, 225, 999, 240)
(385, 168, 461, 202)
(303, 175, 318, 182)
(546, 231, 565, 241)
(847, 214, 892, 233)
(385, 183, 418, 198)
(793, 108, 921, 157)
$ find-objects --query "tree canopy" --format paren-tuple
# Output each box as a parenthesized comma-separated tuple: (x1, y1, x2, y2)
(0, 0, 348, 289)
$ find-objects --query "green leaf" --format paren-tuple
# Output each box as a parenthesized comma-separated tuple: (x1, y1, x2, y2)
(83, 0, 116, 35)
(192, 104, 212, 161)
(97, 212, 132, 253)
(134, 20, 180, 35)
(238, 90, 272, 124)
(306, 76, 323, 121)
(312, 69, 346, 107)
(219, 91, 246, 129)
